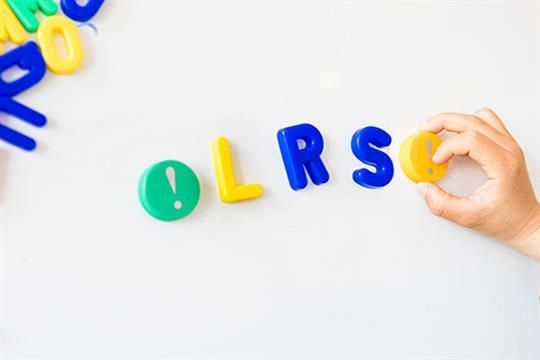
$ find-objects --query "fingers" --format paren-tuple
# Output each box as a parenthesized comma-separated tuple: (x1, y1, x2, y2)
(473, 108, 511, 136)
(417, 182, 482, 227)
(432, 130, 506, 174)
(420, 112, 514, 151)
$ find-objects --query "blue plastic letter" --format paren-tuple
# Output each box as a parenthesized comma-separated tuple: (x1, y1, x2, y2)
(0, 41, 46, 97)
(277, 123, 330, 191)
(0, 96, 47, 151)
(61, 0, 104, 22)
(351, 126, 394, 188)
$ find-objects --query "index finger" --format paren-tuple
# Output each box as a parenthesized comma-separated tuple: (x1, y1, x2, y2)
(420, 112, 514, 151)
(433, 130, 507, 176)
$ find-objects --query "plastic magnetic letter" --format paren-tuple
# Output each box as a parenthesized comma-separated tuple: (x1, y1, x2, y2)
(0, 96, 47, 151)
(6, 0, 58, 33)
(139, 160, 201, 221)
(36, 15, 83, 74)
(277, 123, 330, 191)
(0, 42, 46, 96)
(400, 131, 448, 183)
(351, 126, 394, 188)
(0, 0, 27, 53)
(61, 0, 104, 22)
(210, 137, 264, 203)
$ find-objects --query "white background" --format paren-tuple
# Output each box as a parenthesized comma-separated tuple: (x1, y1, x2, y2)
(1, 1, 539, 359)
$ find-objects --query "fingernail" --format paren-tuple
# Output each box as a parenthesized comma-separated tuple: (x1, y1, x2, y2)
(432, 151, 441, 163)
(416, 182, 430, 197)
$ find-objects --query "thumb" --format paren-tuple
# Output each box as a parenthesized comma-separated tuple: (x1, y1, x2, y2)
(417, 182, 479, 227)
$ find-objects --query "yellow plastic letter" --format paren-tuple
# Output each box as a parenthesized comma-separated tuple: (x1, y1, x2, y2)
(211, 137, 264, 203)
(400, 131, 448, 183)
(0, 0, 27, 54)
(36, 15, 83, 74)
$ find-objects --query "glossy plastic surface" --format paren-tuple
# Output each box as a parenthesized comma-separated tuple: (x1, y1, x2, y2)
(138, 160, 201, 221)
(0, 42, 46, 96)
(211, 137, 264, 203)
(0, 0, 27, 53)
(6, 0, 58, 33)
(61, 0, 104, 22)
(277, 123, 330, 191)
(36, 15, 83, 74)
(400, 131, 448, 183)
(351, 126, 394, 188)
(0, 96, 47, 151)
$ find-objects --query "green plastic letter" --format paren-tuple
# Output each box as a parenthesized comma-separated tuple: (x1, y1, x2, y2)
(7, 0, 58, 33)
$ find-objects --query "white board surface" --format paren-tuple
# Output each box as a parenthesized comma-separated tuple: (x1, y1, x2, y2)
(1, 1, 539, 358)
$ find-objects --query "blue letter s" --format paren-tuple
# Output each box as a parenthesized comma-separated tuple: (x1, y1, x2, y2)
(351, 126, 394, 188)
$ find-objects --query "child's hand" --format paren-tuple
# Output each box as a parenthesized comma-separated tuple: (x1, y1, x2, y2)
(417, 108, 540, 259)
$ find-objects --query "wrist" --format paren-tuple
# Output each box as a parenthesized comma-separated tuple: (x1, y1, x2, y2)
(508, 203, 540, 259)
